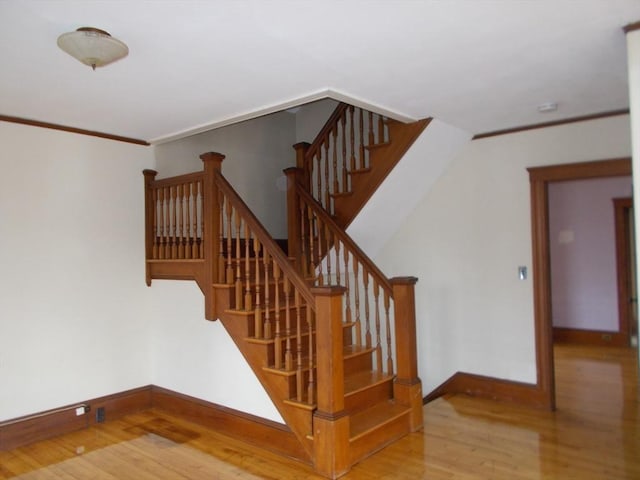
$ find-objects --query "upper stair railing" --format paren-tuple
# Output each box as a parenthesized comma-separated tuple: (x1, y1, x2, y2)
(295, 103, 389, 217)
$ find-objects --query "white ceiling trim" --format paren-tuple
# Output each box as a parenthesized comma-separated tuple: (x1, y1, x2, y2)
(150, 88, 419, 145)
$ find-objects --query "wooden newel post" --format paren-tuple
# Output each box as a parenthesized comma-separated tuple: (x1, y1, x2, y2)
(390, 276, 424, 431)
(311, 286, 350, 478)
(143, 169, 158, 286)
(293, 142, 311, 190)
(284, 167, 303, 269)
(201, 152, 226, 321)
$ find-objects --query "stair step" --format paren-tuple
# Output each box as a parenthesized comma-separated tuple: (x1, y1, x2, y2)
(349, 167, 372, 176)
(365, 141, 390, 151)
(245, 327, 313, 345)
(345, 371, 394, 414)
(329, 190, 353, 199)
(349, 401, 408, 440)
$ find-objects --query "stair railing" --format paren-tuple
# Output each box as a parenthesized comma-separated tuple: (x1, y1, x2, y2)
(294, 103, 389, 217)
(143, 169, 205, 285)
(211, 161, 323, 406)
(286, 169, 422, 424)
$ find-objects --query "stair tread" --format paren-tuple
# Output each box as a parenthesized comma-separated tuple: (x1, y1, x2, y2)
(344, 370, 393, 396)
(263, 344, 373, 376)
(246, 327, 313, 345)
(365, 141, 390, 151)
(349, 167, 371, 175)
(349, 401, 410, 440)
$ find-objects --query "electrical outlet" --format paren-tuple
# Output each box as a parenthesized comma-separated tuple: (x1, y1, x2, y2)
(96, 407, 105, 423)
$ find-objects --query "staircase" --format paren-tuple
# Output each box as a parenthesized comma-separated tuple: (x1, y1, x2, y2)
(143, 103, 428, 479)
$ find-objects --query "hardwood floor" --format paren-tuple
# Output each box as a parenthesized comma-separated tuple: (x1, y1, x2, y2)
(1, 344, 638, 479)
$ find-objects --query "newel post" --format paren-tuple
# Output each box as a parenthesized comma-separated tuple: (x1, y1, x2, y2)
(142, 169, 158, 287)
(311, 286, 350, 478)
(293, 142, 311, 190)
(284, 167, 303, 269)
(390, 276, 424, 431)
(201, 152, 225, 321)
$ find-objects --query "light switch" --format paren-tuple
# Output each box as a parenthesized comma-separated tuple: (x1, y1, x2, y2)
(518, 266, 527, 280)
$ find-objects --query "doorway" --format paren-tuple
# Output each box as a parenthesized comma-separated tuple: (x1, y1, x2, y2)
(527, 157, 632, 410)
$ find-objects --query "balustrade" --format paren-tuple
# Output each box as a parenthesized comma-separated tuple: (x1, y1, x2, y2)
(295, 104, 389, 216)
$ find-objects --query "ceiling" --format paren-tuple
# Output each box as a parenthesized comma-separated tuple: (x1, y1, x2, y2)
(1, 0, 639, 144)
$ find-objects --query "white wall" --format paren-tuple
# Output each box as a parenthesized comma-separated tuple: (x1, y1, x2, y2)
(0, 122, 155, 420)
(154, 111, 296, 239)
(295, 99, 339, 143)
(150, 112, 298, 423)
(375, 115, 631, 393)
(549, 177, 632, 331)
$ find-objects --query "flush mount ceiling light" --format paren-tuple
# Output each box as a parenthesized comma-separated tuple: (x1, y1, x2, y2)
(57, 27, 128, 70)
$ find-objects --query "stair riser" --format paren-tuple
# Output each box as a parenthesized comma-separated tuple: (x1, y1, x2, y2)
(344, 351, 373, 376)
(348, 411, 411, 466)
(345, 380, 393, 414)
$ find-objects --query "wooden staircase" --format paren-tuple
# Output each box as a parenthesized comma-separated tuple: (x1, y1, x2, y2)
(142, 104, 428, 479)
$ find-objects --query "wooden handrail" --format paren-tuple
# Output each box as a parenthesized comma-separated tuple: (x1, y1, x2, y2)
(214, 172, 315, 307)
(294, 176, 392, 295)
(151, 171, 204, 188)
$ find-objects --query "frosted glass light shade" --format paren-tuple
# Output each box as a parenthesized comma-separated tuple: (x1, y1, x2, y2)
(57, 27, 128, 70)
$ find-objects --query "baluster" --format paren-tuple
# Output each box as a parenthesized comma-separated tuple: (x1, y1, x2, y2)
(225, 196, 234, 284)
(384, 291, 393, 374)
(343, 241, 351, 325)
(273, 261, 282, 369)
(332, 128, 339, 195)
(184, 183, 191, 259)
(324, 222, 332, 285)
(353, 261, 362, 346)
(189, 182, 199, 258)
(349, 105, 356, 172)
(198, 181, 204, 259)
(335, 239, 341, 286)
(323, 141, 330, 211)
(167, 186, 178, 260)
(217, 189, 225, 283)
(315, 216, 325, 286)
(254, 238, 263, 338)
(307, 205, 317, 283)
(295, 290, 303, 402)
(374, 282, 382, 371)
(175, 184, 184, 258)
(152, 187, 159, 259)
(299, 199, 309, 278)
(180, 183, 189, 258)
(306, 308, 315, 404)
(378, 114, 385, 144)
(315, 153, 322, 206)
(263, 252, 271, 338)
(368, 112, 374, 145)
(163, 186, 170, 258)
(341, 112, 348, 193)
(359, 108, 365, 169)
(363, 269, 371, 348)
(284, 277, 293, 371)
(244, 224, 252, 310)
(234, 212, 243, 309)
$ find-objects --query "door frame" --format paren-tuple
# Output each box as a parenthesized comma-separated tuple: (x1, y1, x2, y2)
(527, 157, 631, 410)
(614, 197, 635, 345)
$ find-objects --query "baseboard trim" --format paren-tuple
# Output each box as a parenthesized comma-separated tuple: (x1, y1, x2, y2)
(423, 372, 547, 409)
(0, 385, 152, 451)
(1, 385, 310, 462)
(553, 327, 627, 347)
(151, 386, 309, 463)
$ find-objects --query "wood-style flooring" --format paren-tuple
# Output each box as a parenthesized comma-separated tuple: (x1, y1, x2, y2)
(1, 344, 638, 479)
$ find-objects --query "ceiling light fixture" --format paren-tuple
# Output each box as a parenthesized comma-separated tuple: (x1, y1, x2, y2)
(57, 27, 128, 70)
